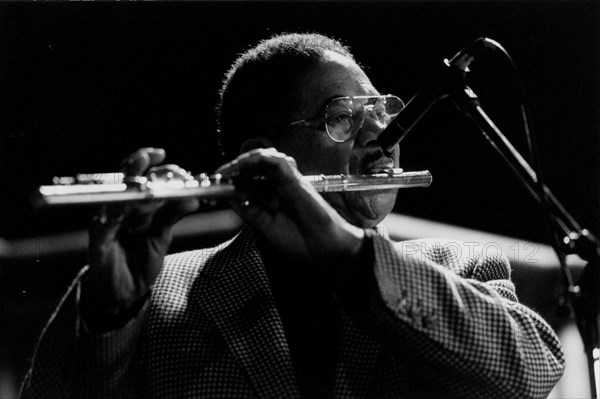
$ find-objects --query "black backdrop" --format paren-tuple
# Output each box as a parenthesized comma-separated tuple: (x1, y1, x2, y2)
(0, 1, 598, 394)
(0, 1, 598, 243)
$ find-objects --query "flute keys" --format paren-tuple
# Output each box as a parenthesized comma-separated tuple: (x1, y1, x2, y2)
(370, 167, 404, 175)
(198, 173, 211, 187)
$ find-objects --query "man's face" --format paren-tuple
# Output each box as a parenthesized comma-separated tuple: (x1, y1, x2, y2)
(274, 50, 400, 228)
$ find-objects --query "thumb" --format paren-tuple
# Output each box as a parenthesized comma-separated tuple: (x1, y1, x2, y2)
(150, 198, 200, 236)
(89, 205, 125, 246)
(231, 199, 275, 233)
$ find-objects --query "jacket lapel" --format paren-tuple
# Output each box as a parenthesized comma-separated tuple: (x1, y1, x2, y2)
(332, 225, 385, 398)
(194, 227, 300, 399)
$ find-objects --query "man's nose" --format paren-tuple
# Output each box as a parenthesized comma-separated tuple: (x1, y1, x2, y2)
(354, 111, 387, 147)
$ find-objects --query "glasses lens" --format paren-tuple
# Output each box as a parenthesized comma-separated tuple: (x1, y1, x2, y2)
(324, 95, 404, 142)
(325, 98, 355, 142)
(366, 96, 404, 125)
(382, 96, 404, 121)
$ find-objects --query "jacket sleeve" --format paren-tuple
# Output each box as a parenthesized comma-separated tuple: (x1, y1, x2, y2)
(20, 266, 148, 399)
(352, 234, 565, 399)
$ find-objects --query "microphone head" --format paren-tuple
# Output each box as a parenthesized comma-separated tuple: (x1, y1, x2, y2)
(378, 37, 504, 157)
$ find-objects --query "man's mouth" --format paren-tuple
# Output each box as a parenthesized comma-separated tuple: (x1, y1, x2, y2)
(359, 150, 395, 174)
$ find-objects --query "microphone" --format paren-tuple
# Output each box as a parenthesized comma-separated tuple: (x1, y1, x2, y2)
(378, 37, 502, 156)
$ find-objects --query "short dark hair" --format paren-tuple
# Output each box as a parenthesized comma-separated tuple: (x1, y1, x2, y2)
(217, 32, 356, 160)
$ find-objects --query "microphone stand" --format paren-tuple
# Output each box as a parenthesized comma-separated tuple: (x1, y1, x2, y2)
(449, 75, 600, 397)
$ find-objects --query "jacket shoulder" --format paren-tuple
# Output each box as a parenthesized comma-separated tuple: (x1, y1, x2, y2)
(390, 238, 516, 301)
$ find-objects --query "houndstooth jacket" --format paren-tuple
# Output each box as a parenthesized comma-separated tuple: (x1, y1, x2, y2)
(21, 226, 564, 398)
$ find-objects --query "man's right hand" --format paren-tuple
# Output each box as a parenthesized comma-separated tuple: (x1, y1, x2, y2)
(81, 148, 199, 332)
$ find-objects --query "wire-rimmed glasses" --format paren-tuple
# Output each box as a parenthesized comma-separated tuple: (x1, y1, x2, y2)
(285, 94, 404, 142)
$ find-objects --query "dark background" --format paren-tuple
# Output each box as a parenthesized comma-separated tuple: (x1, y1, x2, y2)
(0, 1, 598, 395)
(0, 1, 598, 242)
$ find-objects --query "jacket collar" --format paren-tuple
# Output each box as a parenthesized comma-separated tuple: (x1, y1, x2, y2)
(194, 225, 380, 398)
(194, 226, 299, 398)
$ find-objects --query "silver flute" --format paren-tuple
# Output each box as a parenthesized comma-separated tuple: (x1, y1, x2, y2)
(34, 168, 432, 208)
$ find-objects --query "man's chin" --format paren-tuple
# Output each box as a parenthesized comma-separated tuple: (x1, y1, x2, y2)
(323, 189, 398, 229)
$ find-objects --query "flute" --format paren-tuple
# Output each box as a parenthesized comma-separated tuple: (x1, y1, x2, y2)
(33, 168, 432, 208)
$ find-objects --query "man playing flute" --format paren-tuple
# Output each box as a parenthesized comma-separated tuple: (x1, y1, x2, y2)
(21, 32, 563, 398)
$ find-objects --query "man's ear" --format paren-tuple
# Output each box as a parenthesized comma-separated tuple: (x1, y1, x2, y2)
(239, 137, 276, 154)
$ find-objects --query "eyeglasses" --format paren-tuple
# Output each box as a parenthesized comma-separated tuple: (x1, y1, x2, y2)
(285, 94, 404, 143)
